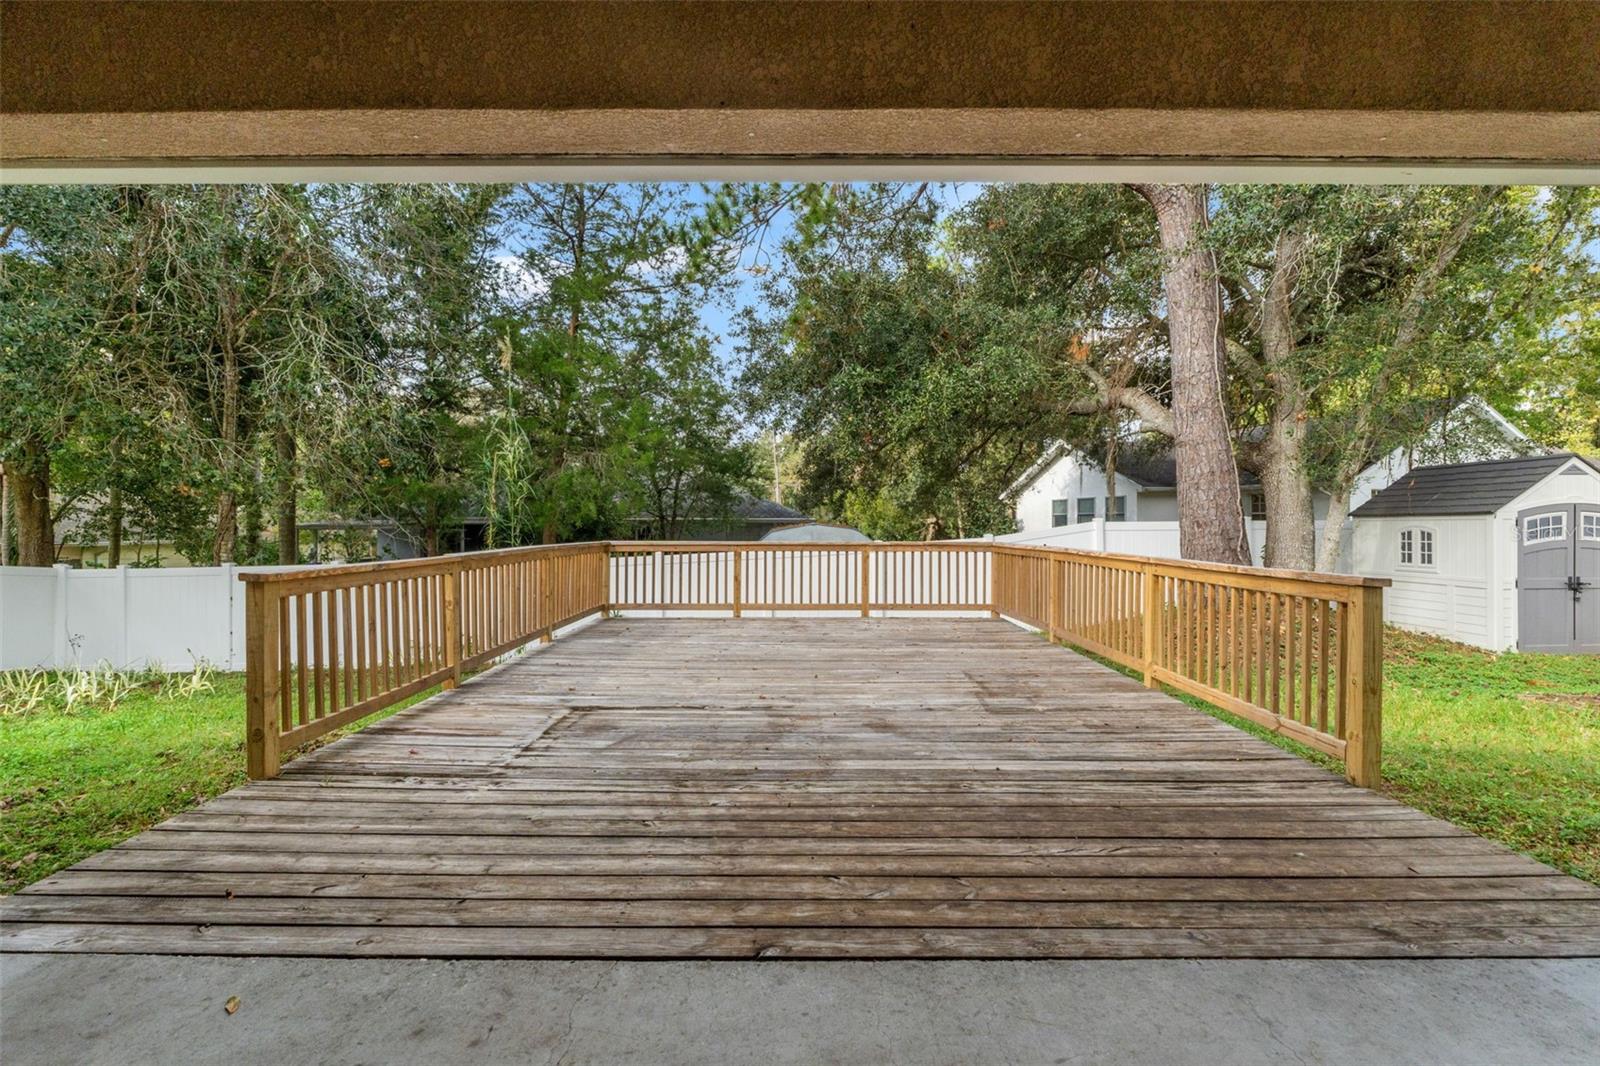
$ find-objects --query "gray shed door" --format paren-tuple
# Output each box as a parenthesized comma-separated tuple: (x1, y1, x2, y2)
(1518, 505, 1600, 654)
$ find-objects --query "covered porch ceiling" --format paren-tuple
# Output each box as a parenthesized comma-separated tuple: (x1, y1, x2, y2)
(2, 1, 1597, 184)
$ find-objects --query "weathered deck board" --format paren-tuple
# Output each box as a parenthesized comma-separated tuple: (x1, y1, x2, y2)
(6, 618, 1598, 959)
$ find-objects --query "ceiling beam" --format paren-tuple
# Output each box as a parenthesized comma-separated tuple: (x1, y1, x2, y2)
(4, 1, 1598, 179)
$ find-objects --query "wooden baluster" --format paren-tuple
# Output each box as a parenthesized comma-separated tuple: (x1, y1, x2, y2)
(324, 586, 339, 718)
(342, 585, 355, 707)
(1141, 565, 1158, 687)
(278, 592, 292, 731)
(295, 592, 309, 724)
(1297, 595, 1313, 725)
(310, 589, 325, 720)
(1318, 599, 1332, 733)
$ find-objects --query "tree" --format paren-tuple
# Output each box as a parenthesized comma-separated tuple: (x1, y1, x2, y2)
(486, 183, 755, 543)
(0, 186, 126, 565)
(741, 185, 1069, 539)
(325, 184, 504, 557)
(1128, 185, 1251, 565)
(1208, 184, 1599, 570)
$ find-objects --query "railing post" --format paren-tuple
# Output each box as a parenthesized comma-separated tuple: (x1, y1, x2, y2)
(442, 562, 462, 689)
(244, 580, 281, 780)
(732, 547, 743, 618)
(987, 548, 1000, 619)
(1046, 554, 1059, 641)
(1141, 564, 1159, 688)
(540, 554, 554, 643)
(860, 547, 871, 617)
(1344, 584, 1383, 788)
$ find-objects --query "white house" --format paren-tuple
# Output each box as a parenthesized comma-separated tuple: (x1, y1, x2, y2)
(1349, 453, 1600, 653)
(1008, 398, 1536, 564)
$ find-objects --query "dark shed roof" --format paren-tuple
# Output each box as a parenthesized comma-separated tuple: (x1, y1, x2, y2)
(1351, 454, 1595, 518)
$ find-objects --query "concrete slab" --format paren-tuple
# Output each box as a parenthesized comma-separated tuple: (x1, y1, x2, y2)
(3, 953, 1597, 1065)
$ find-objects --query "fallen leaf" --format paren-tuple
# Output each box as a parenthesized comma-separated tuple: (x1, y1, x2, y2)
(224, 996, 241, 1015)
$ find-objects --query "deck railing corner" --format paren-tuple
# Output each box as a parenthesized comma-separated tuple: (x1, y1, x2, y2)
(241, 539, 1384, 786)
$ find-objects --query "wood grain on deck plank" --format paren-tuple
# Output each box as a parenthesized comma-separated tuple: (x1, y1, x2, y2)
(6, 618, 1596, 958)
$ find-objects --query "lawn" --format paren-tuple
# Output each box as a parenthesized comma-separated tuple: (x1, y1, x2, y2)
(0, 670, 426, 894)
(1377, 628, 1600, 884)
(3, 627, 1598, 892)
(1170, 627, 1600, 884)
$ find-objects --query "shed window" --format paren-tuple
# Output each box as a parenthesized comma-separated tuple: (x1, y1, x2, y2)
(1583, 513, 1600, 541)
(1524, 512, 1566, 544)
(1050, 499, 1072, 528)
(1399, 527, 1434, 567)
(1248, 494, 1267, 521)
(1076, 498, 1097, 523)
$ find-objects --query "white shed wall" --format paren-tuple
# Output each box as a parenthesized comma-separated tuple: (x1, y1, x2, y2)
(1349, 514, 1498, 648)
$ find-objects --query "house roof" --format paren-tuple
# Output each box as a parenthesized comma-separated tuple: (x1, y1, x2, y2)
(1006, 438, 1261, 496)
(1006, 397, 1527, 500)
(1350, 454, 1598, 518)
(729, 496, 810, 523)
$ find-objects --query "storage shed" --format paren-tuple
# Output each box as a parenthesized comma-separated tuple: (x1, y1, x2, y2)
(1349, 454, 1600, 653)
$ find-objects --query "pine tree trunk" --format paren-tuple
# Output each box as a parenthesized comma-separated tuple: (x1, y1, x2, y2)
(106, 438, 124, 568)
(275, 426, 298, 564)
(11, 438, 55, 566)
(0, 465, 10, 566)
(1259, 416, 1316, 571)
(1132, 184, 1250, 565)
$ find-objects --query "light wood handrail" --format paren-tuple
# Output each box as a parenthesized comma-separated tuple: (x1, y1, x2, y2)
(242, 539, 1384, 786)
(240, 541, 610, 779)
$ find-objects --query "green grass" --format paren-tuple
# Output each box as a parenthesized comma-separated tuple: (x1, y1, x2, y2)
(1376, 628, 1600, 884)
(0, 673, 429, 894)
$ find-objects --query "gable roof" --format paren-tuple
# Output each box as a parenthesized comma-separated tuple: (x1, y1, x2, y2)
(1350, 454, 1598, 518)
(728, 496, 810, 523)
(1005, 438, 1261, 497)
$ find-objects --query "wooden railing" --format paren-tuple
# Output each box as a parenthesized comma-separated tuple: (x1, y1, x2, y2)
(242, 539, 1384, 786)
(993, 546, 1386, 787)
(608, 541, 992, 615)
(239, 543, 609, 779)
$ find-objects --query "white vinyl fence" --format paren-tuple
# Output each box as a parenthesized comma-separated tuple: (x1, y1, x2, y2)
(991, 518, 1348, 571)
(0, 564, 323, 672)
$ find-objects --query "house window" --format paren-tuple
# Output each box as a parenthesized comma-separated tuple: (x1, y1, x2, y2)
(1582, 513, 1600, 541)
(1524, 512, 1566, 544)
(1249, 494, 1267, 521)
(1050, 499, 1072, 528)
(1076, 498, 1097, 523)
(1106, 495, 1127, 522)
(1399, 527, 1434, 568)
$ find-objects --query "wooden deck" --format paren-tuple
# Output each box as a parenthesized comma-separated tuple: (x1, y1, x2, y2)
(5, 618, 1598, 958)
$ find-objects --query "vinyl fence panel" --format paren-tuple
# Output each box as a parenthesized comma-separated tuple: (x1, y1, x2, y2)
(0, 564, 325, 672)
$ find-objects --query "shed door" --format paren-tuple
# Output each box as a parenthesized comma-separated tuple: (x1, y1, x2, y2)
(1578, 507, 1600, 653)
(1518, 505, 1598, 654)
